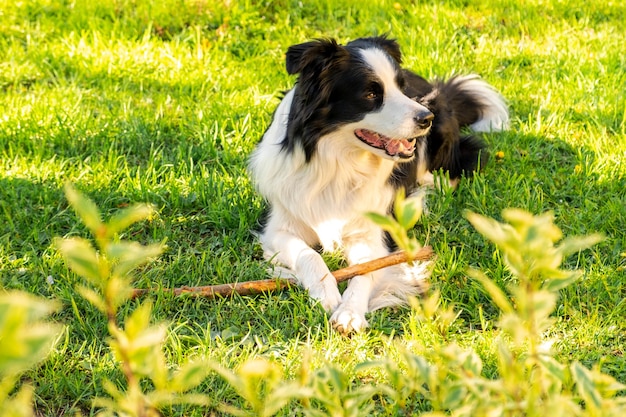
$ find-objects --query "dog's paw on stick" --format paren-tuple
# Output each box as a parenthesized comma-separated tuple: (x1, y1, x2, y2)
(130, 246, 434, 299)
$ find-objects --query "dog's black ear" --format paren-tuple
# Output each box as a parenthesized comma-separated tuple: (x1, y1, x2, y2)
(285, 38, 343, 75)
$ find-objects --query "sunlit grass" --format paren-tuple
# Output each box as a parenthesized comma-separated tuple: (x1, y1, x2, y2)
(1, 0, 625, 415)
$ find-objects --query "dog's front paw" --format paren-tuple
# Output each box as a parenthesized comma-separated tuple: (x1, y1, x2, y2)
(330, 306, 368, 334)
(307, 279, 342, 312)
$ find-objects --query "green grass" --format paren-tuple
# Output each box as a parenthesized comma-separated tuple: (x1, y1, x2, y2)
(1, 0, 625, 415)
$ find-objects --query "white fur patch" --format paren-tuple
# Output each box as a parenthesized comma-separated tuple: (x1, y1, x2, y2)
(248, 43, 444, 333)
(454, 75, 510, 132)
(357, 48, 432, 144)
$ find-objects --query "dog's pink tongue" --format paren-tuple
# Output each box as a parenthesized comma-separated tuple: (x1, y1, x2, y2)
(355, 129, 415, 157)
(385, 138, 413, 156)
(357, 129, 386, 148)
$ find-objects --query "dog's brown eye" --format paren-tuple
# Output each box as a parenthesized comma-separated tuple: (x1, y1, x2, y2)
(366, 91, 377, 100)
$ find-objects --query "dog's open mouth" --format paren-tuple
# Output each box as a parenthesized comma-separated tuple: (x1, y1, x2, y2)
(354, 129, 416, 159)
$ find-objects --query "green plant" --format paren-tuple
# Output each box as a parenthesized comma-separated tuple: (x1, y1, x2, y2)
(459, 209, 623, 416)
(210, 347, 384, 417)
(1, 0, 625, 414)
(52, 187, 626, 416)
(210, 357, 307, 417)
(302, 363, 381, 417)
(369, 209, 625, 416)
(52, 184, 393, 417)
(0, 292, 61, 417)
(55, 184, 212, 417)
(365, 189, 425, 261)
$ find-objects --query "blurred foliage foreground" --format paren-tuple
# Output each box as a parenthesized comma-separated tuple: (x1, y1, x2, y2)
(2, 185, 624, 416)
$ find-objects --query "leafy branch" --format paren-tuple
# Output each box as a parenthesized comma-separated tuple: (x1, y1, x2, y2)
(55, 184, 212, 417)
(0, 292, 61, 417)
(365, 189, 425, 262)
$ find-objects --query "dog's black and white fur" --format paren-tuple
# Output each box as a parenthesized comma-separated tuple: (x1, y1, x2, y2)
(249, 36, 508, 333)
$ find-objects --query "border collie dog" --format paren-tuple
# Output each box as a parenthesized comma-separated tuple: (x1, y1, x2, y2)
(249, 36, 508, 333)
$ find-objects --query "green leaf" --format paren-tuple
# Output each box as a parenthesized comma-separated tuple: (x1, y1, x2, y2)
(442, 383, 466, 409)
(109, 312, 168, 380)
(557, 234, 604, 258)
(0, 290, 59, 320)
(325, 366, 348, 392)
(461, 350, 483, 377)
(145, 391, 211, 409)
(467, 268, 513, 314)
(397, 203, 419, 230)
(209, 362, 242, 396)
(105, 275, 134, 310)
(64, 183, 104, 237)
(542, 270, 582, 292)
(264, 383, 312, 415)
(365, 212, 408, 249)
(394, 189, 424, 230)
(124, 301, 155, 339)
(571, 362, 603, 410)
(108, 241, 163, 277)
(54, 237, 105, 284)
(131, 324, 167, 350)
(98, 378, 124, 402)
(170, 360, 214, 392)
(465, 211, 513, 248)
(504, 209, 563, 242)
(238, 357, 281, 384)
(523, 288, 557, 322)
(572, 362, 626, 401)
(75, 285, 107, 313)
(538, 355, 566, 383)
(364, 211, 400, 231)
(0, 292, 61, 375)
(0, 384, 35, 417)
(106, 204, 155, 238)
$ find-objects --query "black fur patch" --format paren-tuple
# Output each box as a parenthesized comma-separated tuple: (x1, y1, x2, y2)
(279, 36, 491, 182)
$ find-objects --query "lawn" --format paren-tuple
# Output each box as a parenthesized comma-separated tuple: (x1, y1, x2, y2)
(0, 0, 625, 415)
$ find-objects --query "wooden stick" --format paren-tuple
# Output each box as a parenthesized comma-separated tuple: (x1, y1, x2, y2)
(131, 246, 433, 299)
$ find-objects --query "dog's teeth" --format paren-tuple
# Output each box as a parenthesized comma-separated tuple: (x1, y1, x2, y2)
(356, 129, 415, 158)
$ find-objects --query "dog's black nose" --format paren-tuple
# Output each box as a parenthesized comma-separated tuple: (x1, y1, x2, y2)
(415, 110, 434, 129)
